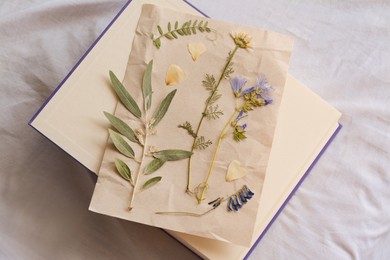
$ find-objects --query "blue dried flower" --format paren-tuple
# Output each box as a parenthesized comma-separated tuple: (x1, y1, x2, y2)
(230, 76, 247, 96)
(255, 74, 273, 102)
(227, 185, 254, 212)
(241, 86, 256, 95)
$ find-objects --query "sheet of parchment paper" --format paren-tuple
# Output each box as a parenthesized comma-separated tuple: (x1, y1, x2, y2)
(90, 4, 293, 246)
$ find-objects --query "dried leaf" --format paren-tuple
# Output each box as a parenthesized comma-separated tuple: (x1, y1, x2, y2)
(104, 112, 138, 143)
(142, 176, 162, 190)
(188, 42, 207, 61)
(226, 160, 247, 182)
(114, 158, 133, 185)
(109, 129, 135, 158)
(109, 71, 141, 119)
(194, 136, 212, 150)
(153, 149, 193, 161)
(143, 60, 153, 110)
(165, 64, 187, 86)
(150, 89, 177, 128)
(144, 158, 167, 175)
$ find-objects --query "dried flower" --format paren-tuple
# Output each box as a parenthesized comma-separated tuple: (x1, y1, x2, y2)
(254, 75, 273, 104)
(230, 76, 247, 96)
(227, 185, 254, 212)
(165, 64, 187, 86)
(188, 42, 207, 61)
(230, 32, 253, 49)
(226, 160, 247, 182)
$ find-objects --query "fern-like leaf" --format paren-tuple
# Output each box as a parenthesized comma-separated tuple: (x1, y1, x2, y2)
(223, 62, 234, 79)
(152, 19, 213, 49)
(202, 74, 216, 92)
(178, 121, 197, 138)
(194, 136, 212, 150)
(205, 92, 222, 106)
(204, 105, 224, 120)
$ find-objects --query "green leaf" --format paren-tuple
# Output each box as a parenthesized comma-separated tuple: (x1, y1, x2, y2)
(143, 60, 153, 111)
(206, 92, 222, 106)
(114, 158, 133, 185)
(157, 25, 163, 35)
(104, 112, 138, 143)
(178, 121, 197, 138)
(202, 74, 216, 92)
(109, 129, 135, 158)
(194, 136, 212, 150)
(165, 34, 174, 40)
(142, 176, 162, 190)
(204, 105, 224, 120)
(150, 89, 177, 128)
(153, 149, 192, 161)
(109, 71, 141, 119)
(144, 158, 167, 175)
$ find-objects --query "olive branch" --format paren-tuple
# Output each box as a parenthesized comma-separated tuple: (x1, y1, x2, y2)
(105, 60, 192, 211)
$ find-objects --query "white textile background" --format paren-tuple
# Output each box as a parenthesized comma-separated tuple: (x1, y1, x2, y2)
(1, 0, 389, 259)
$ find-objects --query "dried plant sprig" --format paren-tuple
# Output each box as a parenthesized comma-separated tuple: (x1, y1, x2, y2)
(194, 136, 212, 150)
(106, 61, 192, 211)
(198, 74, 273, 203)
(152, 19, 213, 49)
(187, 33, 248, 202)
(178, 121, 197, 138)
(156, 185, 254, 217)
(204, 104, 224, 120)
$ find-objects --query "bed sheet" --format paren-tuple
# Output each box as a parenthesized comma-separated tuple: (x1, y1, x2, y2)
(1, 0, 389, 259)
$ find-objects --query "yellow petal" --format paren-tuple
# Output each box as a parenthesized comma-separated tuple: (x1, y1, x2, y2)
(165, 64, 187, 86)
(226, 160, 247, 182)
(187, 42, 207, 61)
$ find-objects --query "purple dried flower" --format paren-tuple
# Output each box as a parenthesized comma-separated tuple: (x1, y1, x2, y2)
(255, 74, 273, 101)
(241, 86, 256, 95)
(230, 76, 247, 95)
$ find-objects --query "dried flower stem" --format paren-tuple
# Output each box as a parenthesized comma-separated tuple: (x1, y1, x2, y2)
(197, 109, 239, 204)
(187, 45, 240, 193)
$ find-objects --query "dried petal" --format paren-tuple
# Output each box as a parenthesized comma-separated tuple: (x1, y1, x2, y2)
(187, 42, 207, 61)
(226, 160, 247, 182)
(165, 64, 187, 86)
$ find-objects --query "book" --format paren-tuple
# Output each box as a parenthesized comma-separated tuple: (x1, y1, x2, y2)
(29, 0, 341, 258)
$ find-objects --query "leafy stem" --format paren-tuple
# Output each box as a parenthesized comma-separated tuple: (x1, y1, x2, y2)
(197, 109, 239, 204)
(152, 20, 213, 49)
(186, 45, 240, 194)
(128, 122, 148, 211)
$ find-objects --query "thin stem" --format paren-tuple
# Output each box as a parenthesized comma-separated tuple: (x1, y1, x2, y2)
(197, 110, 239, 204)
(156, 198, 225, 217)
(186, 45, 240, 193)
(128, 123, 148, 211)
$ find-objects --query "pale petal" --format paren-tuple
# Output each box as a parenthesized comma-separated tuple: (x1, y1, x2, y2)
(165, 64, 187, 86)
(187, 42, 207, 61)
(226, 160, 247, 182)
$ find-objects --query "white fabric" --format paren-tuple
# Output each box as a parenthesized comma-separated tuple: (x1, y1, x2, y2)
(1, 0, 389, 259)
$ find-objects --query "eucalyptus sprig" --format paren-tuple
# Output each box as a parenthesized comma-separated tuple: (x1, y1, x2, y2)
(152, 19, 213, 49)
(106, 60, 192, 211)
